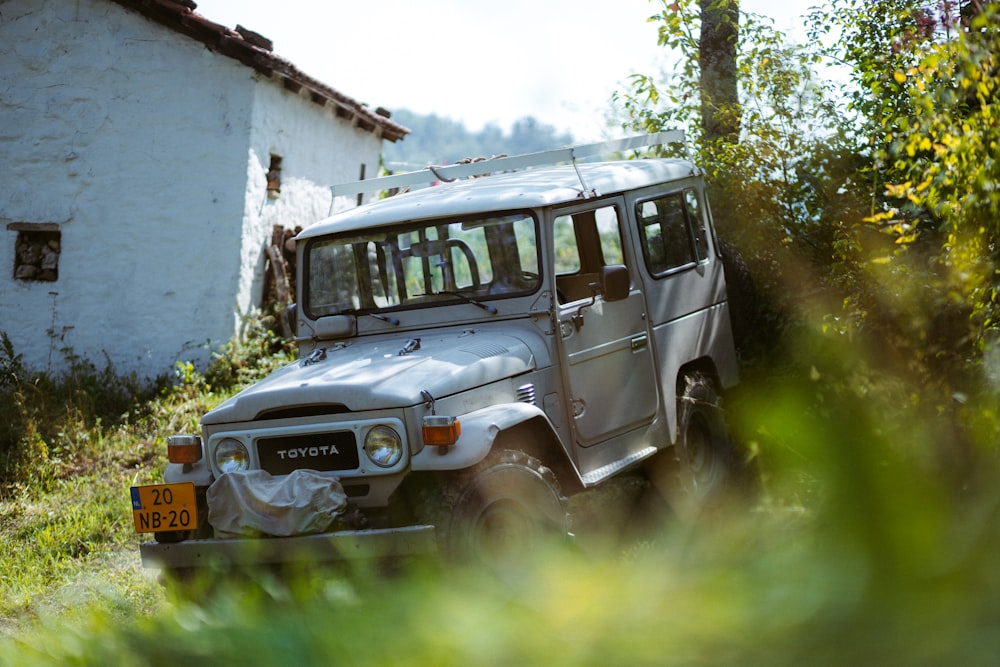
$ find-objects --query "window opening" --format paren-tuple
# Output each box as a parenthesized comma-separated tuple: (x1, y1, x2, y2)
(9, 224, 60, 282)
(267, 154, 283, 197)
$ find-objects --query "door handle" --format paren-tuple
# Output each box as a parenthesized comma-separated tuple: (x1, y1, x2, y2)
(631, 334, 648, 351)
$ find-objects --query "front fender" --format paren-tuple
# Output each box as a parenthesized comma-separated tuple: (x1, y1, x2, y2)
(410, 402, 552, 471)
(163, 458, 214, 487)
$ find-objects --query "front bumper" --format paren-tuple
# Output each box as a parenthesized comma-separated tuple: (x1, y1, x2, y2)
(139, 525, 436, 570)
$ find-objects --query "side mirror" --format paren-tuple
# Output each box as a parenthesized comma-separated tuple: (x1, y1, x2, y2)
(570, 265, 631, 330)
(601, 264, 630, 302)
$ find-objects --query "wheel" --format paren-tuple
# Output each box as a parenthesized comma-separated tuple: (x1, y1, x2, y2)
(443, 449, 569, 570)
(649, 373, 735, 519)
(676, 372, 735, 504)
(675, 373, 733, 502)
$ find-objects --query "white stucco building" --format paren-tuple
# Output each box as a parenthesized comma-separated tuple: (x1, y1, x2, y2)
(0, 0, 408, 378)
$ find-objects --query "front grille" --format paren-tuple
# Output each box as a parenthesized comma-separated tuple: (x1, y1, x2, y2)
(257, 431, 359, 475)
(254, 404, 350, 421)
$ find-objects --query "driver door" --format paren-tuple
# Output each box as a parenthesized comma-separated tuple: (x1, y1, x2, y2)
(553, 201, 658, 447)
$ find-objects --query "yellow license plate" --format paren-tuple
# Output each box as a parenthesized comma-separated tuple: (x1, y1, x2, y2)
(130, 483, 199, 533)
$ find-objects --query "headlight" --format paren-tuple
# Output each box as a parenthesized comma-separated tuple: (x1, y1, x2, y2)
(215, 437, 250, 473)
(364, 425, 402, 468)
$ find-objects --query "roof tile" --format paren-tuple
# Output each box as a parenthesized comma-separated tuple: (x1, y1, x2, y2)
(109, 0, 410, 142)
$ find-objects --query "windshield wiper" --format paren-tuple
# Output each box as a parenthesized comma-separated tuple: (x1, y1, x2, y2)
(338, 310, 400, 325)
(425, 291, 498, 314)
(366, 312, 400, 325)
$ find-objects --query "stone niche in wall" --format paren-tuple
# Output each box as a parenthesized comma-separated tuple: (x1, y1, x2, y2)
(8, 223, 60, 282)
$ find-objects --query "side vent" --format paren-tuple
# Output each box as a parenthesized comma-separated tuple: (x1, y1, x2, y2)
(461, 342, 509, 359)
(516, 383, 537, 405)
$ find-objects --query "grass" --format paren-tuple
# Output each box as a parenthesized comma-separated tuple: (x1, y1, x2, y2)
(1, 321, 1000, 665)
(0, 321, 293, 626)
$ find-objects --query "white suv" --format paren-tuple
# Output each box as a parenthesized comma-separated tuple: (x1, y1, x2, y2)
(131, 132, 743, 570)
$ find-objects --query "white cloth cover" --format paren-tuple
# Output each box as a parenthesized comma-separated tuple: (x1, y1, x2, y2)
(207, 469, 348, 539)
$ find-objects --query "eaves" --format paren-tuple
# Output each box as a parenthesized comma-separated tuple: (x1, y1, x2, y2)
(108, 0, 410, 142)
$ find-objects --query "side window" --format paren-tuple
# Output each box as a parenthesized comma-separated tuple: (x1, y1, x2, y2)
(637, 194, 694, 274)
(552, 215, 581, 275)
(594, 206, 624, 265)
(637, 189, 709, 276)
(685, 189, 710, 261)
(553, 204, 626, 303)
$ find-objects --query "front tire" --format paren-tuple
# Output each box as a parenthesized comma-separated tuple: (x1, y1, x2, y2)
(444, 449, 569, 570)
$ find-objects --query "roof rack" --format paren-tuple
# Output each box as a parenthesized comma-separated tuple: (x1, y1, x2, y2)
(330, 130, 686, 200)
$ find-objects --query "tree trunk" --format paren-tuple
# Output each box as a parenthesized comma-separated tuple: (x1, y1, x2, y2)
(699, 0, 740, 142)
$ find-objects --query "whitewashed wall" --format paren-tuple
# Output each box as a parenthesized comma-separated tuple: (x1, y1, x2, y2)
(0, 0, 385, 378)
(238, 79, 383, 325)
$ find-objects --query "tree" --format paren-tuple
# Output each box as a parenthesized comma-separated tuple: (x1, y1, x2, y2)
(808, 1, 1000, 381)
(699, 0, 740, 142)
(788, 0, 1000, 472)
(615, 0, 849, 339)
(876, 3, 1000, 353)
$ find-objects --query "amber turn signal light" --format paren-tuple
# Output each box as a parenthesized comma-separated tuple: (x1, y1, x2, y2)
(167, 434, 203, 464)
(422, 415, 461, 446)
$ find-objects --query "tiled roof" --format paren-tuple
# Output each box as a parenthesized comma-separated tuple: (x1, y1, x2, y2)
(110, 0, 409, 142)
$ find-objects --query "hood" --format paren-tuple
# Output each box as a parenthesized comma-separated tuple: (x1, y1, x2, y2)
(202, 330, 536, 425)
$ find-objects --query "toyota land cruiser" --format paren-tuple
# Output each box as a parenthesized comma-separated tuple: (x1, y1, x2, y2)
(130, 131, 742, 571)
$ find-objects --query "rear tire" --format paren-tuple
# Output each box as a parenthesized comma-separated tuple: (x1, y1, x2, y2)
(649, 373, 736, 520)
(677, 374, 731, 498)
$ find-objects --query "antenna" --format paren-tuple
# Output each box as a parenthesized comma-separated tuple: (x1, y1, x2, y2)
(330, 130, 686, 200)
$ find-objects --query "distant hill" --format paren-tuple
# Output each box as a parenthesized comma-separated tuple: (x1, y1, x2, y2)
(382, 109, 575, 172)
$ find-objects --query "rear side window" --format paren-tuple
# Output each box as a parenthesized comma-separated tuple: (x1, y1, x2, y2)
(685, 190, 710, 261)
(636, 190, 710, 276)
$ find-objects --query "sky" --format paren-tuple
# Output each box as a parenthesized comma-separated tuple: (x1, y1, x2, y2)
(199, 0, 819, 142)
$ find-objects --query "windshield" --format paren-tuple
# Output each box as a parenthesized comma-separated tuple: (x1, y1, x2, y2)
(305, 212, 540, 318)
